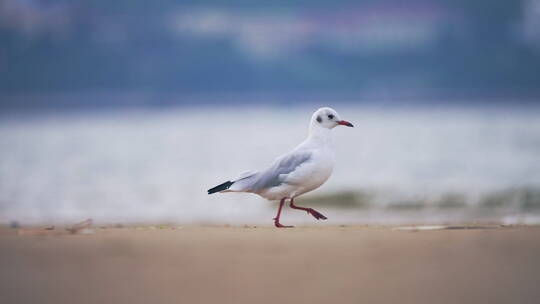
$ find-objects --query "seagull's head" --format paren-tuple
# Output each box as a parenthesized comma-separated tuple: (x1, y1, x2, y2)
(311, 107, 354, 130)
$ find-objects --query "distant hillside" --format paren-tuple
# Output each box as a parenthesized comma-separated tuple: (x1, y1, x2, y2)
(1, 0, 539, 106)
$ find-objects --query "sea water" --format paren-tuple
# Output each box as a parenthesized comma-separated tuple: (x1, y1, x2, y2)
(1, 104, 539, 225)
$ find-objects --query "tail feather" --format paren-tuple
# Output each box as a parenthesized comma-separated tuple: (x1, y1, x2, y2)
(208, 181, 234, 194)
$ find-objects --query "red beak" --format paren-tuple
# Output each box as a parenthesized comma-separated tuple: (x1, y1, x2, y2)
(338, 120, 354, 127)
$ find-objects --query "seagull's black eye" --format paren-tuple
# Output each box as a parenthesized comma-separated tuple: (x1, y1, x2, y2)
(327, 114, 334, 120)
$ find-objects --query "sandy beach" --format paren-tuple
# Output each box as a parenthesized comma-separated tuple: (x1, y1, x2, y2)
(1, 224, 539, 304)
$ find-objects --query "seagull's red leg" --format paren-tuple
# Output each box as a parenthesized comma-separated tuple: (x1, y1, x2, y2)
(273, 198, 293, 228)
(290, 198, 328, 220)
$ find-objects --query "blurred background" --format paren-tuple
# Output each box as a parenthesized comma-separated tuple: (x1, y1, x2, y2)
(1, 0, 539, 225)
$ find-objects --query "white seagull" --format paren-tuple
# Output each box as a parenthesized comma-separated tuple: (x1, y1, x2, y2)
(207, 107, 353, 227)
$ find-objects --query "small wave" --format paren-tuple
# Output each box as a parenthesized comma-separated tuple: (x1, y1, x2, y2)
(299, 187, 540, 212)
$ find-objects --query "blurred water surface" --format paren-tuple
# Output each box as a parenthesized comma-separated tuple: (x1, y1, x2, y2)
(1, 103, 540, 225)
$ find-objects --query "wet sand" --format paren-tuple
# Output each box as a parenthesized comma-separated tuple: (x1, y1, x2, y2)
(1, 225, 539, 304)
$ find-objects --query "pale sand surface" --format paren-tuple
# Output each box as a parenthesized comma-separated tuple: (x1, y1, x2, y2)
(1, 225, 540, 304)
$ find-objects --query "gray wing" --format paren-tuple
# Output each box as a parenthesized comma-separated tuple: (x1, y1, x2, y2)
(244, 150, 312, 191)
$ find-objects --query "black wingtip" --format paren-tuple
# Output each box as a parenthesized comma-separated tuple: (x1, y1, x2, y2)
(207, 181, 234, 194)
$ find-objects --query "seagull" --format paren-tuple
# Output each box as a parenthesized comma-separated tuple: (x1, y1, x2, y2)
(207, 107, 353, 228)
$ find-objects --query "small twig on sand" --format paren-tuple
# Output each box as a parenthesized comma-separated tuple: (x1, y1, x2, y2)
(66, 219, 93, 234)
